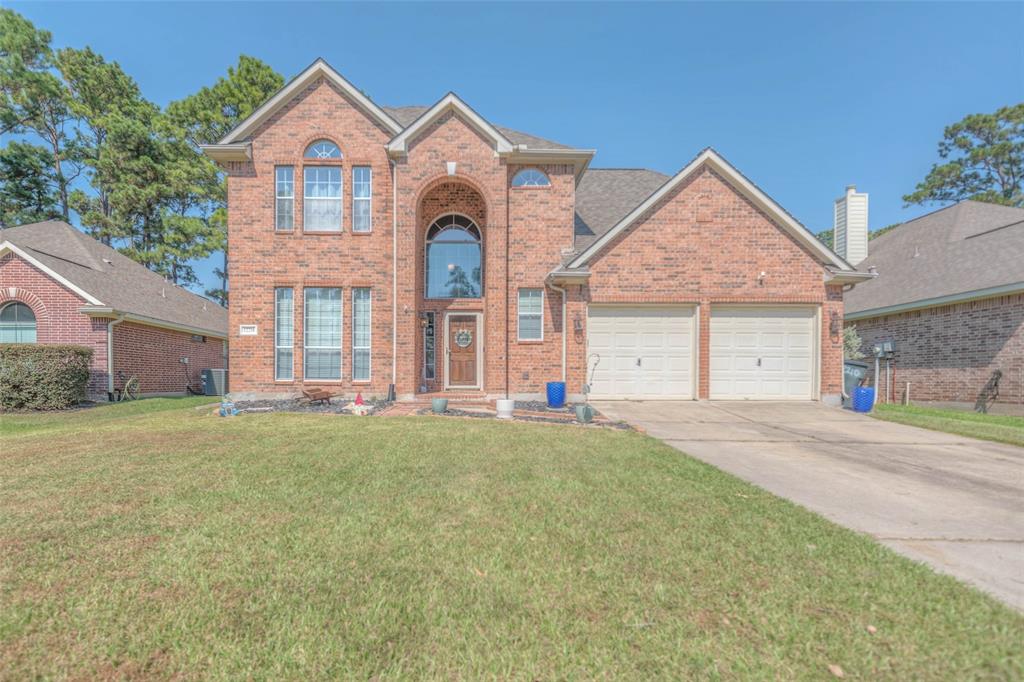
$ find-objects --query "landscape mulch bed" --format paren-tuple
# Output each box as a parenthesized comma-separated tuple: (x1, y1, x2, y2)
(233, 398, 392, 415)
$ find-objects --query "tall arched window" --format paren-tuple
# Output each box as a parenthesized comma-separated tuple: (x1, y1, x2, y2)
(426, 214, 482, 299)
(304, 140, 342, 159)
(0, 302, 37, 343)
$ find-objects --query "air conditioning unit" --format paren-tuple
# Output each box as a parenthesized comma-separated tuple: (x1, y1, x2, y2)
(201, 368, 228, 396)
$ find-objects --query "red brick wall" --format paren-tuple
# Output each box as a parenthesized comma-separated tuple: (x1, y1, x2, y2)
(580, 168, 845, 399)
(850, 294, 1024, 406)
(224, 77, 395, 396)
(111, 322, 226, 395)
(0, 252, 110, 397)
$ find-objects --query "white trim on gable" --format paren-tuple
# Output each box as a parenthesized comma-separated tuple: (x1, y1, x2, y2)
(386, 93, 514, 157)
(567, 148, 854, 272)
(217, 58, 403, 145)
(0, 241, 104, 305)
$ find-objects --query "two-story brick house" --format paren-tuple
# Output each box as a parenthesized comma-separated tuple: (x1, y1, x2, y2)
(202, 59, 870, 403)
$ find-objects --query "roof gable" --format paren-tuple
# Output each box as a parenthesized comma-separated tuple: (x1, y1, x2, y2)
(567, 148, 852, 271)
(386, 93, 514, 156)
(218, 59, 402, 144)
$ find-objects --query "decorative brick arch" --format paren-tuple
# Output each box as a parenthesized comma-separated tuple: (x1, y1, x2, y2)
(0, 287, 49, 325)
(414, 172, 494, 226)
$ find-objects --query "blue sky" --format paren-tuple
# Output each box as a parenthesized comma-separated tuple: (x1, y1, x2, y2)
(9, 1, 1023, 296)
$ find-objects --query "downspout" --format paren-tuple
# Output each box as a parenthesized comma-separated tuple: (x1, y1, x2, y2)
(505, 182, 511, 400)
(106, 315, 124, 398)
(390, 158, 398, 393)
(549, 282, 568, 383)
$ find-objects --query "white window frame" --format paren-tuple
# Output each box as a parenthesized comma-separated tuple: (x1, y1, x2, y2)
(275, 166, 294, 231)
(274, 288, 293, 381)
(518, 288, 544, 341)
(352, 288, 371, 382)
(511, 168, 551, 188)
(352, 166, 372, 233)
(303, 287, 343, 381)
(303, 166, 343, 232)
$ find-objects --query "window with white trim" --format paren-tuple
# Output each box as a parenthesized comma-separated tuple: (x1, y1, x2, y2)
(352, 166, 372, 233)
(518, 289, 543, 341)
(274, 288, 293, 380)
(304, 167, 342, 231)
(304, 140, 341, 159)
(511, 168, 551, 187)
(352, 288, 371, 381)
(304, 287, 342, 380)
(0, 302, 37, 343)
(275, 166, 294, 230)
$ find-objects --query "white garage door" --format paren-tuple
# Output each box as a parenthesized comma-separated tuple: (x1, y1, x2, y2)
(710, 307, 816, 400)
(587, 306, 695, 399)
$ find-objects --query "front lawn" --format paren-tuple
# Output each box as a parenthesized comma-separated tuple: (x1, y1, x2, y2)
(873, 403, 1024, 447)
(1, 399, 1020, 679)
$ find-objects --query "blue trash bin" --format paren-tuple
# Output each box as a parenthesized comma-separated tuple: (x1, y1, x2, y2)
(546, 381, 566, 409)
(852, 386, 875, 413)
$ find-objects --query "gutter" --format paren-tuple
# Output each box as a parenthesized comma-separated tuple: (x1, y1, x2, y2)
(80, 307, 226, 339)
(845, 281, 1024, 321)
(106, 315, 124, 396)
(391, 159, 398, 391)
(549, 282, 568, 382)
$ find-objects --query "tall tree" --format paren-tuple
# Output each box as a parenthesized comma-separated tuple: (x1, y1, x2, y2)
(0, 140, 60, 226)
(0, 8, 80, 221)
(905, 104, 1024, 208)
(166, 56, 283, 305)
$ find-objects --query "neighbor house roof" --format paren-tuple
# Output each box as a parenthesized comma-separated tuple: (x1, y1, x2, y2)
(845, 201, 1024, 320)
(566, 148, 861, 277)
(0, 221, 228, 337)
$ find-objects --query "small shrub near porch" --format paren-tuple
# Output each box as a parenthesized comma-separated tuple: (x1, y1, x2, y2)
(0, 343, 92, 410)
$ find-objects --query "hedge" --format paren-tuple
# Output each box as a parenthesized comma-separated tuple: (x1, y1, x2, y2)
(0, 344, 93, 410)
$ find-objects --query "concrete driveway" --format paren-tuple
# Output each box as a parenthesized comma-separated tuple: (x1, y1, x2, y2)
(593, 400, 1024, 610)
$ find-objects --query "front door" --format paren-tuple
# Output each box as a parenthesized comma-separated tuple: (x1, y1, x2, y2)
(447, 314, 478, 387)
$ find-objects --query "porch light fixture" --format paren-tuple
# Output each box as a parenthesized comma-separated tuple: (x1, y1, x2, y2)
(446, 161, 457, 176)
(830, 310, 841, 336)
(573, 316, 583, 332)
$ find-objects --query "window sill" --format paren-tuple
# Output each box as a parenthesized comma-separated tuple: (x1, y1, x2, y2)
(517, 339, 545, 344)
(352, 380, 372, 385)
(351, 230, 373, 236)
(302, 230, 345, 235)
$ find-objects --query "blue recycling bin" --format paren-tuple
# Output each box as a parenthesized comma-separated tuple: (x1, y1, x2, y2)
(546, 381, 566, 408)
(852, 386, 875, 413)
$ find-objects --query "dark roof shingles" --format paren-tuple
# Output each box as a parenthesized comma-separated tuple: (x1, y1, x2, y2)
(572, 169, 671, 252)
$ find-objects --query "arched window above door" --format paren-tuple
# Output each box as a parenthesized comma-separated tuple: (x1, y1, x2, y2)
(426, 214, 482, 299)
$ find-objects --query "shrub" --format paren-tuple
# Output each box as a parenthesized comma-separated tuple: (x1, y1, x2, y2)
(0, 344, 93, 410)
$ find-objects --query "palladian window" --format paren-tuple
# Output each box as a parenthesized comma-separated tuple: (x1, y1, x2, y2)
(511, 168, 551, 187)
(0, 302, 37, 343)
(304, 140, 341, 159)
(426, 214, 482, 299)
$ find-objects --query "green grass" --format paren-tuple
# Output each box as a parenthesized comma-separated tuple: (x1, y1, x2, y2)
(1, 399, 1021, 679)
(874, 403, 1024, 447)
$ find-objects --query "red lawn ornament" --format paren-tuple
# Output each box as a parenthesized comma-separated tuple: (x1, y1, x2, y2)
(355, 392, 364, 405)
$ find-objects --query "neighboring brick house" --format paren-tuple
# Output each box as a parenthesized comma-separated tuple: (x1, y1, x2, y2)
(0, 221, 227, 400)
(845, 201, 1024, 409)
(202, 59, 869, 404)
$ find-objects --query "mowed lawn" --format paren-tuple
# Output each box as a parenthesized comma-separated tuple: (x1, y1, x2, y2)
(874, 403, 1024, 447)
(1, 400, 1021, 680)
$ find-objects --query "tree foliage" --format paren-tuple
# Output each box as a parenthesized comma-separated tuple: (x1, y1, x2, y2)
(0, 9, 283, 301)
(905, 104, 1023, 208)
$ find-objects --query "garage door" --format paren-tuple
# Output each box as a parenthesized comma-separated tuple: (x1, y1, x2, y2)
(710, 307, 816, 400)
(587, 306, 695, 399)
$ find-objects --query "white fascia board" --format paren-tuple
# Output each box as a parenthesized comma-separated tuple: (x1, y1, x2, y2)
(387, 93, 514, 156)
(219, 59, 402, 144)
(567, 148, 852, 271)
(508, 148, 596, 182)
(200, 143, 252, 163)
(1, 241, 103, 305)
(825, 269, 877, 285)
(844, 281, 1024, 321)
(80, 306, 228, 339)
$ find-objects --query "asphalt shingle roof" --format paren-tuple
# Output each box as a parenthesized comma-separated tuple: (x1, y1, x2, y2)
(383, 106, 573, 150)
(844, 201, 1024, 315)
(572, 168, 671, 252)
(1, 221, 228, 336)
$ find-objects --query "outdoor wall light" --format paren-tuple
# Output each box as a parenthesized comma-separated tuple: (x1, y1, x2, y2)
(830, 310, 841, 336)
(573, 316, 584, 332)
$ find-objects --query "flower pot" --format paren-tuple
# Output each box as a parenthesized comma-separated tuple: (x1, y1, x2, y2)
(575, 404, 594, 424)
(431, 398, 449, 414)
(496, 398, 515, 419)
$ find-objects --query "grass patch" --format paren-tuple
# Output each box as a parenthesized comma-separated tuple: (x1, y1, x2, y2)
(874, 404, 1024, 447)
(1, 401, 1021, 679)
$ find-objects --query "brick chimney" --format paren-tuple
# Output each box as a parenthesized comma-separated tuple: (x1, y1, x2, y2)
(833, 184, 869, 266)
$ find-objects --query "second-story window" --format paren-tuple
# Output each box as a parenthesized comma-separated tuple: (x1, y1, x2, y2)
(304, 167, 342, 232)
(352, 166, 372, 233)
(275, 166, 294, 230)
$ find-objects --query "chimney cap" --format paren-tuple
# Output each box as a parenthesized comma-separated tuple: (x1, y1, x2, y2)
(846, 184, 857, 192)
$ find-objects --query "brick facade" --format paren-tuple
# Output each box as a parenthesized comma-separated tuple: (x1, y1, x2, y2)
(850, 294, 1024, 406)
(1, 252, 226, 400)
(221, 74, 849, 402)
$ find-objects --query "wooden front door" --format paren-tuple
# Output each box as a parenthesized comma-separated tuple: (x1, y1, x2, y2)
(447, 315, 478, 387)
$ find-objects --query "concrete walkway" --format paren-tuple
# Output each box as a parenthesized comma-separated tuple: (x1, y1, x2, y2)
(593, 400, 1024, 610)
